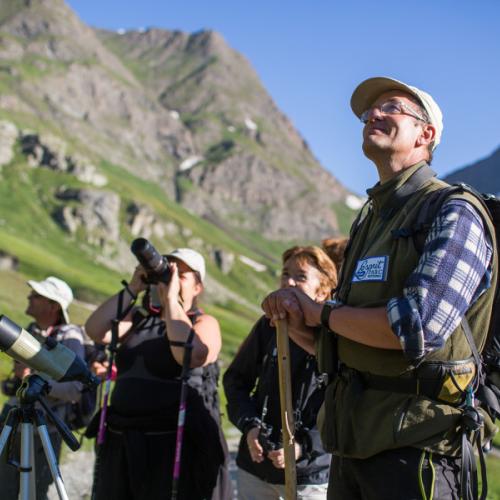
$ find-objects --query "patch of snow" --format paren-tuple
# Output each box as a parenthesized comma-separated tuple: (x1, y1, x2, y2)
(345, 194, 365, 210)
(238, 255, 267, 272)
(90, 173, 108, 187)
(244, 118, 258, 131)
(179, 155, 203, 171)
(169, 110, 180, 120)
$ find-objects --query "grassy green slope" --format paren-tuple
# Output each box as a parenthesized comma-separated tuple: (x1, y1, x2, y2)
(0, 159, 122, 299)
(0, 151, 279, 294)
(0, 151, 270, 390)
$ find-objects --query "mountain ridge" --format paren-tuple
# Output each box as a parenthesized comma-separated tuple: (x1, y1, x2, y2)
(96, 26, 348, 239)
(0, 0, 352, 241)
(442, 146, 500, 195)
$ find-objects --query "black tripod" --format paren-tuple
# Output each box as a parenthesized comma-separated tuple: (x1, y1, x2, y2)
(0, 374, 80, 500)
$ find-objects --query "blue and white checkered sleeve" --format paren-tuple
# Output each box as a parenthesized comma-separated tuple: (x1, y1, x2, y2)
(387, 198, 492, 362)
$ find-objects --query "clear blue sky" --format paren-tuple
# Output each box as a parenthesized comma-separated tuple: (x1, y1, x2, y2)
(66, 0, 500, 195)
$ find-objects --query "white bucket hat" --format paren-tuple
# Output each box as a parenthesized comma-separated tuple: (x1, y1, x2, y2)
(351, 76, 443, 150)
(167, 248, 206, 283)
(27, 276, 73, 324)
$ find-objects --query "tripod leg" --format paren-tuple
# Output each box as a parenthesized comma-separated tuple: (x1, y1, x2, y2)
(0, 418, 14, 456)
(0, 406, 20, 456)
(29, 427, 36, 500)
(0, 410, 22, 499)
(37, 423, 69, 500)
(19, 422, 36, 500)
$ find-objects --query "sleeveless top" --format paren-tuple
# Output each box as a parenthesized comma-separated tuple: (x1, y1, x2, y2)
(111, 311, 220, 423)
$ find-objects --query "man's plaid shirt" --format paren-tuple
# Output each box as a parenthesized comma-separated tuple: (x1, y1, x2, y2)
(387, 198, 493, 362)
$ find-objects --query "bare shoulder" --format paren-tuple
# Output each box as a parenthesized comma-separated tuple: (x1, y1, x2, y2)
(194, 313, 221, 331)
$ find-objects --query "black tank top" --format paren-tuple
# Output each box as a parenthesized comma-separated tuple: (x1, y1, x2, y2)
(111, 312, 220, 420)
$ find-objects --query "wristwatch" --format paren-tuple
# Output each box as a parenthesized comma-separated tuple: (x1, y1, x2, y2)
(320, 300, 341, 330)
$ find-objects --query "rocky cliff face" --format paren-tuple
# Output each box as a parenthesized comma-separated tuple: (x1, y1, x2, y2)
(98, 27, 347, 239)
(443, 146, 500, 196)
(0, 0, 351, 243)
(0, 0, 192, 199)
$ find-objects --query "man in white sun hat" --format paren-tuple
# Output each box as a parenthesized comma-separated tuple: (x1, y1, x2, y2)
(0, 276, 86, 499)
(26, 276, 74, 324)
(261, 77, 497, 499)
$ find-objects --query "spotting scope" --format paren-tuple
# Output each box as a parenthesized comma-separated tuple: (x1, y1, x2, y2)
(0, 315, 99, 388)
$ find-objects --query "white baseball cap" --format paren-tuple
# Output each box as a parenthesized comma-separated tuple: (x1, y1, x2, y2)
(351, 76, 443, 150)
(167, 248, 206, 283)
(27, 276, 73, 323)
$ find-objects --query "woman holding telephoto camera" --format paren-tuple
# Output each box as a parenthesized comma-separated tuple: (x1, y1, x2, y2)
(223, 246, 337, 500)
(85, 243, 230, 500)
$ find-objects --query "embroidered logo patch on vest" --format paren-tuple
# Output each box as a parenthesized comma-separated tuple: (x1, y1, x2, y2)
(352, 256, 389, 282)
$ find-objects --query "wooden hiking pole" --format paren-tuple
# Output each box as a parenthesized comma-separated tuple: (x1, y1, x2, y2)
(275, 319, 297, 499)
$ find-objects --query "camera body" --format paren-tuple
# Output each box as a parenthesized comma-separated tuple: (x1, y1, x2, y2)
(130, 238, 171, 285)
(85, 342, 107, 365)
(257, 422, 279, 454)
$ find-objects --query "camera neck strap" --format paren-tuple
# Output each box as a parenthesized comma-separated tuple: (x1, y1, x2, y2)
(109, 281, 138, 353)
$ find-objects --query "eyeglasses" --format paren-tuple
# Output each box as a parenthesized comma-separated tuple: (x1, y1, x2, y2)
(360, 100, 427, 124)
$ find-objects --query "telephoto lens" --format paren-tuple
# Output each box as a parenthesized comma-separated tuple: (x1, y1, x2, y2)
(130, 238, 171, 284)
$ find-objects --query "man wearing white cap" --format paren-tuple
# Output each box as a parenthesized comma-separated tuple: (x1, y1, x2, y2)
(0, 276, 85, 499)
(262, 77, 497, 499)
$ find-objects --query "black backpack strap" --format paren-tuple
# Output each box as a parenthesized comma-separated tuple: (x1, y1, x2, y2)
(391, 185, 463, 250)
(413, 187, 455, 250)
(461, 319, 483, 388)
(380, 163, 436, 220)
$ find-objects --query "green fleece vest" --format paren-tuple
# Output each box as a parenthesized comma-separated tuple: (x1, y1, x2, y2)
(318, 162, 498, 458)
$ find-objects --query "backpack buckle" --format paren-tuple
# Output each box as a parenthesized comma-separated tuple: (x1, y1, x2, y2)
(461, 406, 484, 433)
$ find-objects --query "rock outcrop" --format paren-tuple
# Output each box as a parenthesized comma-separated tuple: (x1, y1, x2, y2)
(54, 187, 120, 246)
(212, 249, 235, 275)
(126, 202, 180, 240)
(0, 120, 17, 167)
(0, 250, 19, 271)
(18, 131, 107, 186)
